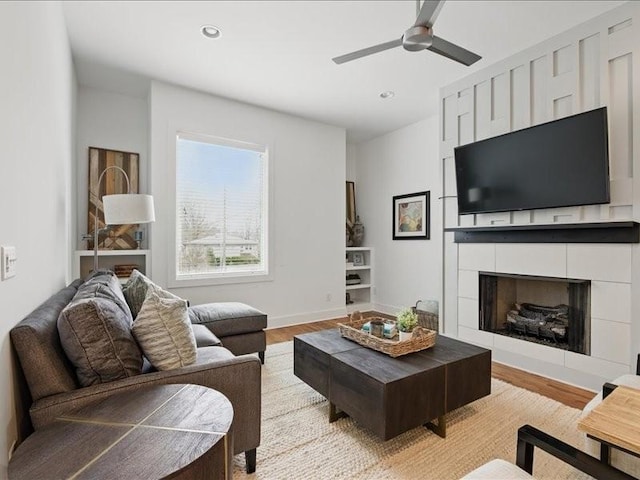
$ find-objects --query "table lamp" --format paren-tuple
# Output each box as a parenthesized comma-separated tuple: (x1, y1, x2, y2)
(89, 165, 155, 272)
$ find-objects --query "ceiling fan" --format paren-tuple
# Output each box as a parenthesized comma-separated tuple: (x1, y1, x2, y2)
(332, 0, 481, 66)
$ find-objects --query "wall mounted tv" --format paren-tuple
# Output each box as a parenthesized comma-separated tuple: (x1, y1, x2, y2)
(454, 107, 610, 215)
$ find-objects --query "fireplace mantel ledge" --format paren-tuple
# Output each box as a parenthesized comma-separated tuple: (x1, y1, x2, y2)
(444, 221, 640, 244)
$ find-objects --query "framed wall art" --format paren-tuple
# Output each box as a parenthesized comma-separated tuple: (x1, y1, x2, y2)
(346, 181, 356, 227)
(87, 147, 140, 250)
(392, 191, 430, 240)
(352, 252, 365, 266)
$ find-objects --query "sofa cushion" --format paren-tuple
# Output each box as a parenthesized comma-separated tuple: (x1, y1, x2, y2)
(188, 302, 267, 336)
(10, 280, 83, 401)
(123, 269, 180, 318)
(132, 291, 197, 371)
(58, 297, 143, 387)
(461, 459, 532, 479)
(217, 331, 265, 357)
(192, 324, 222, 348)
(193, 345, 236, 365)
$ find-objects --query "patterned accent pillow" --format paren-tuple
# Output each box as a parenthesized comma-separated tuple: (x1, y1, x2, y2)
(123, 270, 180, 318)
(132, 290, 197, 371)
(58, 297, 143, 386)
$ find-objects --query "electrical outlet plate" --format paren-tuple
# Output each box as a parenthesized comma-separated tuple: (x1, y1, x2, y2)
(1, 245, 17, 280)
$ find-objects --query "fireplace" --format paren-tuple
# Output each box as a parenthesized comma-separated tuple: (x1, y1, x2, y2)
(479, 272, 590, 355)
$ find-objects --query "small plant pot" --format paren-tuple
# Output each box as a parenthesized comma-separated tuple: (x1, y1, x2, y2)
(399, 330, 413, 342)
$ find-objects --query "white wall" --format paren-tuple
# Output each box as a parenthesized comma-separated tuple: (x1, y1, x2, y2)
(75, 87, 149, 246)
(0, 1, 75, 475)
(355, 117, 441, 314)
(346, 143, 357, 182)
(149, 81, 346, 326)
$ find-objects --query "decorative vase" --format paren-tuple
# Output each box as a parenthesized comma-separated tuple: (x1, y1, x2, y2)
(346, 228, 353, 247)
(352, 216, 364, 247)
(399, 330, 413, 342)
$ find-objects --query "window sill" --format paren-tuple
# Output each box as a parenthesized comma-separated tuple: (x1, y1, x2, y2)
(167, 271, 273, 289)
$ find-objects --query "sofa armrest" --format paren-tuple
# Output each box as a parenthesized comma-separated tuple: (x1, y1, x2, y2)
(30, 353, 261, 455)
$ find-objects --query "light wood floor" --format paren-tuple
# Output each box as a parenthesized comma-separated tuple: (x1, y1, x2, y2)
(265, 314, 596, 410)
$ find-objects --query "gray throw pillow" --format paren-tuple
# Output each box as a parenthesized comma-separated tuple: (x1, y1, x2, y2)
(58, 297, 143, 386)
(123, 269, 180, 318)
(75, 269, 133, 321)
(132, 290, 197, 371)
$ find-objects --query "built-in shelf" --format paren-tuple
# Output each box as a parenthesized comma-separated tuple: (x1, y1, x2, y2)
(74, 249, 149, 282)
(345, 247, 373, 308)
(445, 221, 640, 244)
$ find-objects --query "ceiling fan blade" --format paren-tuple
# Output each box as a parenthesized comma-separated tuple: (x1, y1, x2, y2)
(427, 35, 481, 66)
(414, 0, 444, 28)
(332, 38, 403, 64)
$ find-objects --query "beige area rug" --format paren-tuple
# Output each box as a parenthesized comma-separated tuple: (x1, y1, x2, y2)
(233, 341, 592, 479)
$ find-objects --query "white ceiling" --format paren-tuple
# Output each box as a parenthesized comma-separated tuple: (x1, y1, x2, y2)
(63, 1, 626, 143)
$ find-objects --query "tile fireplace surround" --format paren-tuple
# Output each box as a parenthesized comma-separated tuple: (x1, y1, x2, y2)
(455, 242, 633, 391)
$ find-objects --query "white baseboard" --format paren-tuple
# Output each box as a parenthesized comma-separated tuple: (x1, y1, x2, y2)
(371, 302, 402, 316)
(265, 303, 406, 330)
(266, 307, 347, 329)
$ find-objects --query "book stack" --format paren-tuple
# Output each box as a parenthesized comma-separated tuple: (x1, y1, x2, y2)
(113, 264, 139, 278)
(346, 273, 361, 285)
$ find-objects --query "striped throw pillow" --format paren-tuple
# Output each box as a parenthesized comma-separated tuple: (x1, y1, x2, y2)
(132, 290, 197, 371)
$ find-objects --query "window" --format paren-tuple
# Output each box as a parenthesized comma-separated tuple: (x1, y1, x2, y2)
(175, 132, 268, 282)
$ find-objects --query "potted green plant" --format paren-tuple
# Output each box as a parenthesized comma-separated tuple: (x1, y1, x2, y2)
(396, 308, 418, 341)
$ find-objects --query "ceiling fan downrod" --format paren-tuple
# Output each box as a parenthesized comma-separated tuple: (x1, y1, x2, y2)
(402, 26, 433, 51)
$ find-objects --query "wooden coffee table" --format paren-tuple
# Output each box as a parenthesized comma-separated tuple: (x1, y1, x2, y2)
(294, 329, 491, 440)
(9, 384, 233, 480)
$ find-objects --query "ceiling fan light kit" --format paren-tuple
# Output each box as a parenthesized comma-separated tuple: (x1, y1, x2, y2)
(332, 0, 481, 67)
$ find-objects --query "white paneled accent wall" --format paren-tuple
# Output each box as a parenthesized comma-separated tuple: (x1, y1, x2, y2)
(440, 3, 640, 390)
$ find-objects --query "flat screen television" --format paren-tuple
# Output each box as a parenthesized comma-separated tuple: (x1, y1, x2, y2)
(454, 107, 610, 215)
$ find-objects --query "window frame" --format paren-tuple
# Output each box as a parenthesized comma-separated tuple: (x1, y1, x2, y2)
(168, 129, 273, 288)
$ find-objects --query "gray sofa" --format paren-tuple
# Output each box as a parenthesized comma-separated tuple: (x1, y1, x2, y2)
(10, 277, 264, 473)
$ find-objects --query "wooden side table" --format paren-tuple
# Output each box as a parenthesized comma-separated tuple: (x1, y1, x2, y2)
(578, 385, 640, 461)
(9, 384, 233, 480)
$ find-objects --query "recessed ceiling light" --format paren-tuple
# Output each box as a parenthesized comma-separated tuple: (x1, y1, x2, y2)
(379, 91, 395, 99)
(201, 25, 221, 39)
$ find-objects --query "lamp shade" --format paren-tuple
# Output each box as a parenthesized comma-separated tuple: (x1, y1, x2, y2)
(103, 194, 155, 225)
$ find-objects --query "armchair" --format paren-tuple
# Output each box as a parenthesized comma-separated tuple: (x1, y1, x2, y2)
(462, 424, 634, 479)
(579, 353, 640, 478)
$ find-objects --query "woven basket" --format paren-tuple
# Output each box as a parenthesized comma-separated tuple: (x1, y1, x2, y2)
(338, 312, 436, 357)
(412, 300, 439, 332)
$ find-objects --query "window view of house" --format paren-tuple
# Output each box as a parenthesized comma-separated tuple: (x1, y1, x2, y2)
(176, 134, 267, 278)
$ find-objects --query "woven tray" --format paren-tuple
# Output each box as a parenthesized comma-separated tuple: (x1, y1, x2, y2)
(338, 313, 436, 357)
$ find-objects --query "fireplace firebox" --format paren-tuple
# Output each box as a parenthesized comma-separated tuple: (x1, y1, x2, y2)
(479, 272, 590, 355)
